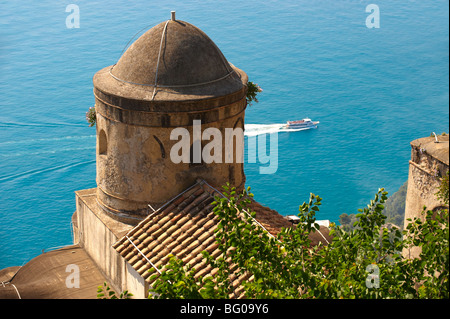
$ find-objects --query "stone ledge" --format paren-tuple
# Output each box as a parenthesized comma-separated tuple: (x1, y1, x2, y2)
(75, 188, 133, 239)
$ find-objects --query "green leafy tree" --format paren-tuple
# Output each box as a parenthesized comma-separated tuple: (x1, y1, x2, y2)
(338, 213, 357, 232)
(99, 178, 449, 299)
(148, 256, 206, 299)
(383, 181, 408, 228)
(97, 282, 133, 299)
(147, 183, 448, 299)
(339, 181, 408, 231)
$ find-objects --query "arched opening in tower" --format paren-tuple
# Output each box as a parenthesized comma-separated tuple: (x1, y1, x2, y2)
(99, 129, 107, 155)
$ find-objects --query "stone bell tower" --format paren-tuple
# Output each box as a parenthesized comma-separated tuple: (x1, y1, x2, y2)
(92, 13, 248, 224)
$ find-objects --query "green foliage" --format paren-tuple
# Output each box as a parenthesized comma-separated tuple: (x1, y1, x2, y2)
(86, 106, 96, 127)
(246, 81, 262, 106)
(405, 208, 449, 298)
(325, 189, 410, 298)
(383, 181, 408, 228)
(436, 171, 449, 205)
(148, 255, 206, 299)
(146, 183, 449, 299)
(340, 181, 408, 231)
(149, 185, 261, 298)
(338, 213, 358, 232)
(97, 282, 133, 299)
(100, 177, 449, 299)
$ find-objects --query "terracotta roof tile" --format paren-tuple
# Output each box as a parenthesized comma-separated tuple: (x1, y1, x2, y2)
(112, 179, 330, 298)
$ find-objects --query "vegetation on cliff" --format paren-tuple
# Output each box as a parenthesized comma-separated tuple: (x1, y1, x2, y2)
(340, 181, 408, 231)
(436, 171, 449, 205)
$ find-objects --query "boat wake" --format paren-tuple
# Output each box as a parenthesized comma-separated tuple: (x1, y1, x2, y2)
(0, 121, 86, 128)
(0, 159, 96, 183)
(244, 124, 312, 137)
(0, 135, 96, 146)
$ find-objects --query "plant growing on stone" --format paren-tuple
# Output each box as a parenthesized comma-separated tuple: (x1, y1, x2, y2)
(436, 171, 449, 205)
(86, 106, 96, 127)
(246, 81, 262, 106)
(97, 282, 133, 299)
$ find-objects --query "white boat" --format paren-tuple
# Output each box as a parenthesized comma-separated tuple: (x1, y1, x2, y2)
(284, 118, 319, 129)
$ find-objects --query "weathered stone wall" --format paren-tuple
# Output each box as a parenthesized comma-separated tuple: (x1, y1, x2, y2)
(91, 18, 249, 223)
(403, 135, 449, 258)
(94, 92, 247, 224)
(73, 188, 133, 294)
(71, 18, 252, 297)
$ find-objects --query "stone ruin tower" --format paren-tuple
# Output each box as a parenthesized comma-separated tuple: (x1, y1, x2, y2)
(403, 134, 449, 258)
(93, 13, 248, 224)
(0, 15, 331, 298)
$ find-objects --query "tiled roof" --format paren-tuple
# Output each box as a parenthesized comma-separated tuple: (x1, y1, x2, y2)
(0, 245, 108, 299)
(112, 179, 330, 298)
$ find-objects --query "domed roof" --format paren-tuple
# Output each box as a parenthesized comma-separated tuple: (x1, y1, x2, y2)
(94, 17, 247, 102)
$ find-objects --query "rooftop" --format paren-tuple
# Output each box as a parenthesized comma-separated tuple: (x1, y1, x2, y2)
(94, 16, 247, 103)
(113, 179, 331, 298)
(0, 245, 107, 299)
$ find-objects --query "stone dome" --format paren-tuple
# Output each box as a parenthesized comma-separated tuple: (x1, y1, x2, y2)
(93, 18, 247, 103)
(92, 15, 248, 220)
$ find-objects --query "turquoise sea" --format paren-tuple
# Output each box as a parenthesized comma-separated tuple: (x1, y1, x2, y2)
(0, 0, 448, 269)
